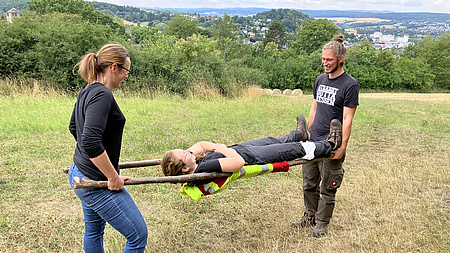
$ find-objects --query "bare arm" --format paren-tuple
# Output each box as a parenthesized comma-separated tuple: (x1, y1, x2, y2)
(307, 100, 318, 132)
(90, 151, 130, 190)
(187, 141, 220, 154)
(214, 144, 245, 172)
(189, 142, 245, 172)
(331, 106, 357, 160)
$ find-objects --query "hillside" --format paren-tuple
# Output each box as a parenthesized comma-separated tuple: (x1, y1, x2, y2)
(145, 7, 450, 23)
(3, 0, 450, 25)
(2, 1, 449, 40)
(152, 7, 272, 17)
(90, 1, 176, 24)
(301, 9, 450, 23)
(0, 0, 27, 13)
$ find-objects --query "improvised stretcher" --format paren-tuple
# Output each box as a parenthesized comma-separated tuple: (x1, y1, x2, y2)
(63, 156, 332, 202)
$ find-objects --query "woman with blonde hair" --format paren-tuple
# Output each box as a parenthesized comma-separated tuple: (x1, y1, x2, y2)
(68, 44, 147, 252)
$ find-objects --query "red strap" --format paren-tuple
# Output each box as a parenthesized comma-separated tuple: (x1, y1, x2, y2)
(213, 177, 228, 187)
(271, 161, 290, 172)
(197, 184, 210, 196)
(196, 176, 228, 196)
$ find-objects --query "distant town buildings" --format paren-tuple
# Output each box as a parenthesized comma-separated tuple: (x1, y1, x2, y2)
(243, 39, 263, 46)
(6, 8, 20, 23)
(370, 32, 412, 49)
(345, 28, 357, 35)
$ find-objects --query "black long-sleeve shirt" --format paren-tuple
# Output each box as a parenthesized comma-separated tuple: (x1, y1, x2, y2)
(69, 82, 126, 181)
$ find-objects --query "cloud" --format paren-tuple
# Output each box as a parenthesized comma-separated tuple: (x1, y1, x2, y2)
(369, 0, 423, 7)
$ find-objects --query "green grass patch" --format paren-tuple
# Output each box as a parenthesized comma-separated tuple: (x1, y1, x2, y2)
(0, 92, 449, 252)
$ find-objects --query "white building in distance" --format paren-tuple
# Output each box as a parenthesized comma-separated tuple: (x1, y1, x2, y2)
(370, 32, 412, 50)
(6, 8, 20, 23)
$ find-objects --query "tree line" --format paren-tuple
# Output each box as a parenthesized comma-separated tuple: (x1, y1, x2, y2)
(90, 1, 175, 27)
(0, 0, 448, 96)
(0, 0, 27, 13)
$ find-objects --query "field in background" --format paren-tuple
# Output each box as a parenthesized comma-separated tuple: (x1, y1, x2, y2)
(320, 17, 390, 24)
(359, 93, 450, 103)
(0, 90, 449, 252)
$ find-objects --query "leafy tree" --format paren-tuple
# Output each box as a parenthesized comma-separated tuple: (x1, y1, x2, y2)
(137, 33, 218, 93)
(264, 20, 286, 50)
(394, 57, 435, 90)
(345, 40, 393, 89)
(214, 13, 239, 41)
(164, 15, 198, 40)
(264, 42, 280, 58)
(0, 0, 28, 13)
(131, 26, 158, 44)
(131, 33, 266, 96)
(295, 19, 339, 55)
(400, 43, 416, 59)
(2, 2, 446, 94)
(27, 0, 88, 14)
(251, 53, 318, 90)
(214, 13, 239, 59)
(88, 1, 175, 32)
(0, 12, 117, 89)
(254, 9, 309, 33)
(412, 34, 450, 89)
(377, 49, 396, 73)
(0, 15, 39, 77)
(26, 0, 126, 36)
(199, 27, 214, 38)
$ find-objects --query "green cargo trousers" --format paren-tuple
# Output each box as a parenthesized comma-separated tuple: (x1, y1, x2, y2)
(302, 154, 345, 224)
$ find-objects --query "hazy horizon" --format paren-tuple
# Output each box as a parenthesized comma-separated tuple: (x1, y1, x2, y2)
(87, 0, 450, 14)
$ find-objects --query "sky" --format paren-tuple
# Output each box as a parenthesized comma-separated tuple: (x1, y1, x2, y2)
(87, 0, 450, 14)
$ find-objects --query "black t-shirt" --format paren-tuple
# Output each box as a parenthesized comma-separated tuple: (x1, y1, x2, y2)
(310, 72, 359, 141)
(195, 151, 224, 173)
(191, 151, 225, 185)
(69, 82, 126, 181)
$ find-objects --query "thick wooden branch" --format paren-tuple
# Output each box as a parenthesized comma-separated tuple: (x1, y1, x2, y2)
(119, 159, 162, 168)
(63, 159, 162, 174)
(72, 172, 232, 189)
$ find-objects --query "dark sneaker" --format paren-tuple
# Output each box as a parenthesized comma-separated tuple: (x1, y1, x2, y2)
(312, 222, 328, 237)
(326, 119, 342, 150)
(291, 213, 315, 228)
(296, 115, 309, 142)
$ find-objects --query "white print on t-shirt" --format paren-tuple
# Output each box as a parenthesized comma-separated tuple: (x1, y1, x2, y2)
(317, 85, 339, 106)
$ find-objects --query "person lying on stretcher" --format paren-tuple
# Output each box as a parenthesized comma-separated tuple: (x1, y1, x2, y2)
(161, 115, 342, 180)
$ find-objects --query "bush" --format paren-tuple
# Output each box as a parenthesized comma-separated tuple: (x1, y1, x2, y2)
(128, 34, 266, 97)
(0, 7, 448, 95)
(412, 34, 450, 89)
(394, 57, 435, 90)
(0, 13, 119, 90)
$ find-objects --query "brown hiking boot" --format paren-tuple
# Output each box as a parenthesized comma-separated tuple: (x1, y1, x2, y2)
(291, 213, 315, 228)
(296, 115, 309, 142)
(312, 222, 328, 237)
(326, 119, 342, 150)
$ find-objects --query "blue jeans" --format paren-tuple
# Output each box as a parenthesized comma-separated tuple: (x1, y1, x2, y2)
(68, 163, 148, 253)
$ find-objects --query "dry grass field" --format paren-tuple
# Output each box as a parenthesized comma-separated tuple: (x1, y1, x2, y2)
(360, 93, 450, 104)
(0, 87, 449, 252)
(322, 17, 391, 24)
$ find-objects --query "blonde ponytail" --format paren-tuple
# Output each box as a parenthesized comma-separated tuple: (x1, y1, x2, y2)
(73, 44, 129, 87)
